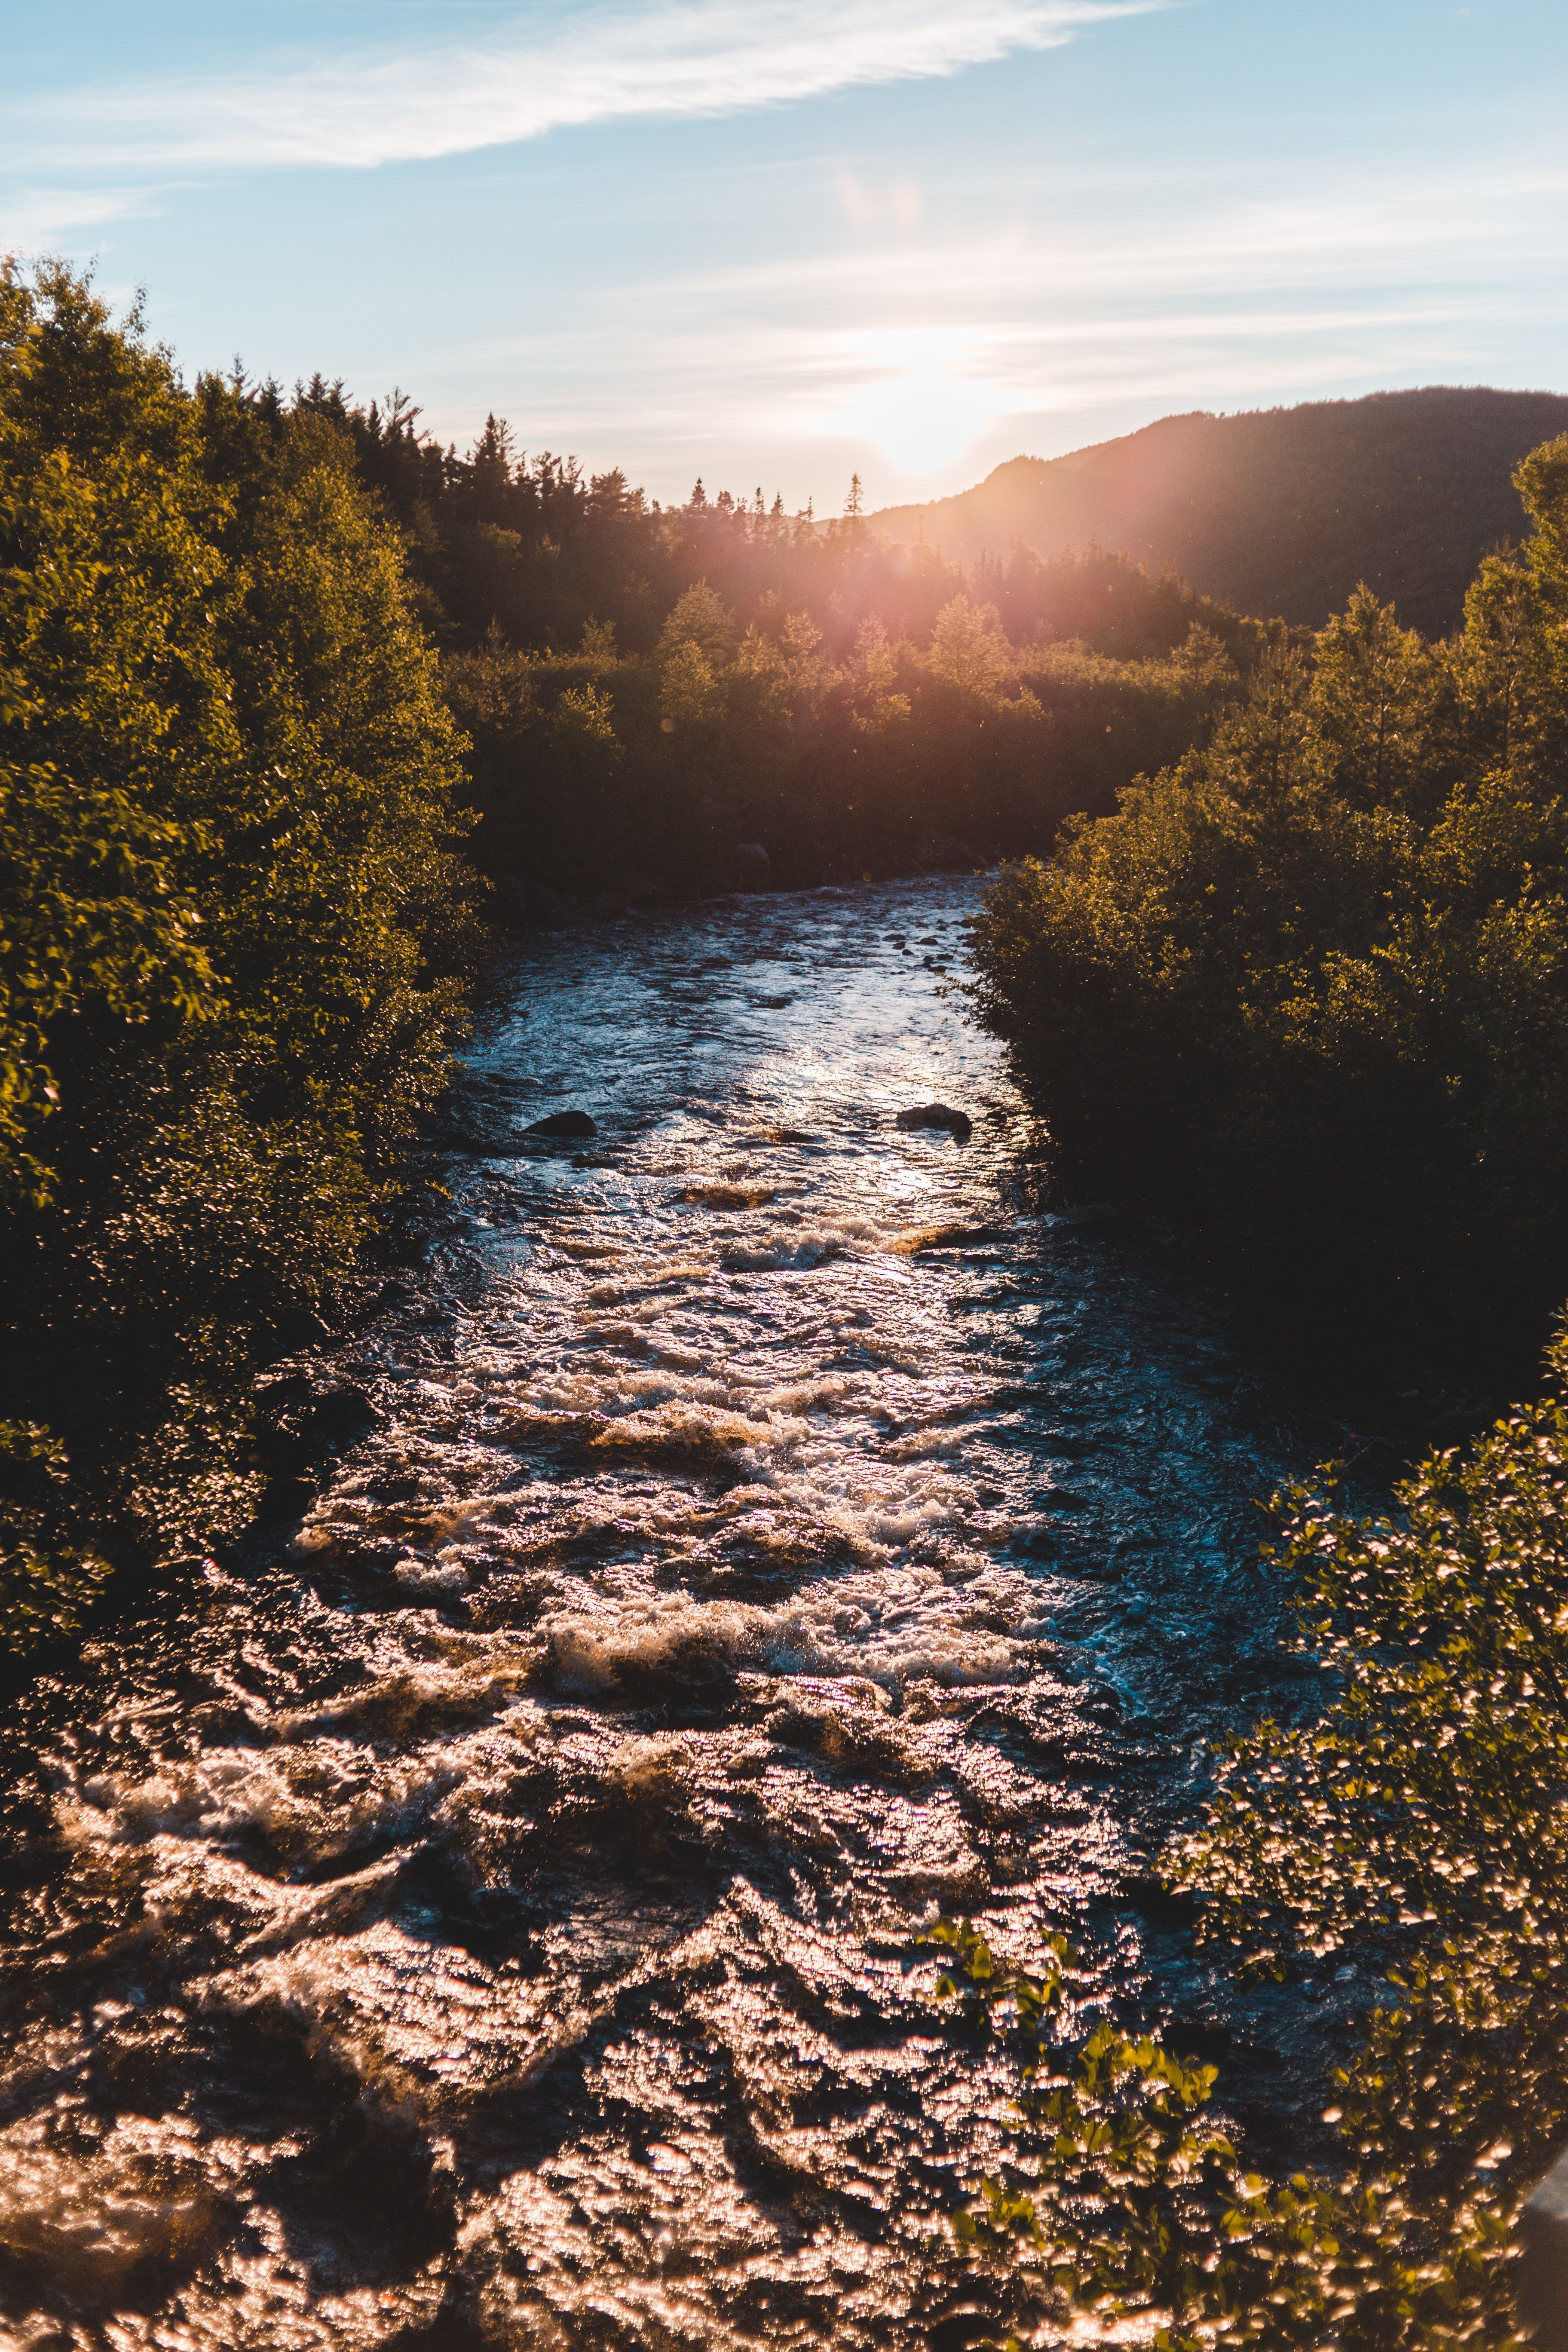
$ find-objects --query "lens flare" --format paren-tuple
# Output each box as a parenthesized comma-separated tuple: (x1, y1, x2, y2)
(818, 328, 1011, 479)
(841, 368, 998, 474)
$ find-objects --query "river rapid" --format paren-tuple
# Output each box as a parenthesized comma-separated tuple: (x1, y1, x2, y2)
(0, 878, 1357, 2351)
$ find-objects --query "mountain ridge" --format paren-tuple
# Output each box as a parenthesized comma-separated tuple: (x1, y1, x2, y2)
(870, 386, 1568, 636)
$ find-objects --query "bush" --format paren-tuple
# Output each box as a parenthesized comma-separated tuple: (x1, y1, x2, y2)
(927, 1327, 1568, 2346)
(0, 265, 475, 1644)
(966, 439, 1568, 1346)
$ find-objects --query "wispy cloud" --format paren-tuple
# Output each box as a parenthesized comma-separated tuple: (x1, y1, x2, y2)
(28, 0, 1162, 174)
(683, 164, 1568, 312)
(0, 184, 160, 254)
(435, 148, 1568, 492)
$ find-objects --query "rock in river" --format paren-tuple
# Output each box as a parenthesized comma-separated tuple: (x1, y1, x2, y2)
(896, 1102, 972, 1139)
(525, 1109, 599, 1139)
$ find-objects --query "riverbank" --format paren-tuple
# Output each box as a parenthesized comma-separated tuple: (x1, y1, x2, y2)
(0, 877, 1384, 2348)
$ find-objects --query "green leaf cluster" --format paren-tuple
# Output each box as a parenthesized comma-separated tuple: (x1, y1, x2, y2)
(926, 1330, 1568, 2345)
(928, 1912, 1520, 2349)
(966, 439, 1568, 1339)
(0, 265, 475, 1642)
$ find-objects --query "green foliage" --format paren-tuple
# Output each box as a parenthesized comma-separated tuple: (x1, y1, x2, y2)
(444, 575, 1240, 893)
(967, 434, 1568, 1341)
(1173, 1325, 1568, 2233)
(0, 266, 223, 1204)
(0, 1421, 108, 1646)
(924, 1334, 1568, 2346)
(928, 1912, 1524, 2348)
(276, 377, 1253, 890)
(0, 266, 474, 1643)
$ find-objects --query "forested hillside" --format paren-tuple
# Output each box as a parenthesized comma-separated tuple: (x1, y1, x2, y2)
(874, 387, 1568, 636)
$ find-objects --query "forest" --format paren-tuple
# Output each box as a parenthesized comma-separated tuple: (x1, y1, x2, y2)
(0, 263, 1255, 1648)
(9, 257, 1568, 2349)
(303, 378, 1258, 898)
(967, 435, 1568, 1352)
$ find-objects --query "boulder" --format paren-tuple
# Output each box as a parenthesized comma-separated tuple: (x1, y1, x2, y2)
(733, 841, 771, 891)
(525, 1110, 598, 1140)
(896, 1103, 972, 1139)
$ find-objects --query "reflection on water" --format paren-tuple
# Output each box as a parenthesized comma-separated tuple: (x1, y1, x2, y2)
(0, 879, 1349, 2348)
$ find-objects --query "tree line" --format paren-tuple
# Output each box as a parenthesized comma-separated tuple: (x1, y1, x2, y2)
(0, 266, 1255, 1647)
(0, 268, 476, 1646)
(282, 374, 1263, 898)
(970, 436, 1568, 1357)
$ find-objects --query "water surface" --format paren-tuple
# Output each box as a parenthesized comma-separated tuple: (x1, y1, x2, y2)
(0, 879, 1353, 2349)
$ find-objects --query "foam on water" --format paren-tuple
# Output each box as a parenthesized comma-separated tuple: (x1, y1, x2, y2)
(0, 879, 1344, 2348)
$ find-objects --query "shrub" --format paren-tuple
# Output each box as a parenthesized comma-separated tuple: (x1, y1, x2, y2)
(966, 437, 1568, 1345)
(0, 265, 474, 1643)
(926, 1329, 1568, 2346)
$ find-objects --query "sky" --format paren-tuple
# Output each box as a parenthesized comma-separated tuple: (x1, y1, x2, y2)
(4, 0, 1567, 511)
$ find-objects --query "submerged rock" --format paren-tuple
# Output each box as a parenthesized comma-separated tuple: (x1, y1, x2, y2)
(896, 1102, 972, 1139)
(525, 1109, 599, 1139)
(251, 1372, 382, 1501)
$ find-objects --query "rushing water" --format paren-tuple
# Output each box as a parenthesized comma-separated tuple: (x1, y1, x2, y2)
(0, 879, 1366, 2350)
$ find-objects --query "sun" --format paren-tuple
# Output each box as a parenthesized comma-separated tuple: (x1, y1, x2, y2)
(840, 368, 998, 476)
(825, 328, 1007, 479)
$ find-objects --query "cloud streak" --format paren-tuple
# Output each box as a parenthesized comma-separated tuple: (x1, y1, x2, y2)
(436, 147, 1568, 490)
(31, 0, 1162, 174)
(0, 183, 159, 253)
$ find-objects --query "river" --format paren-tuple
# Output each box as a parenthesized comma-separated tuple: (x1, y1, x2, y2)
(0, 877, 1363, 2350)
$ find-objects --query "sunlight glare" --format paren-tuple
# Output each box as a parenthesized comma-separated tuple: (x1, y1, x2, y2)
(821, 327, 1011, 479)
(843, 368, 999, 475)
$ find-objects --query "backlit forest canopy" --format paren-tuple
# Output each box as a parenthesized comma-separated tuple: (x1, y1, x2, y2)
(275, 373, 1263, 894)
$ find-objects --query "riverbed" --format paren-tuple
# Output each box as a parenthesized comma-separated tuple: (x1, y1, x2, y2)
(0, 877, 1359, 2349)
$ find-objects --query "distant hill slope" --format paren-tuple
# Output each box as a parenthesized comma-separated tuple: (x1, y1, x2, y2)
(871, 388, 1568, 636)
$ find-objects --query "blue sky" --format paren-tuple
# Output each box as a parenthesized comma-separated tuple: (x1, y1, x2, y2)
(5, 1, 1566, 509)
